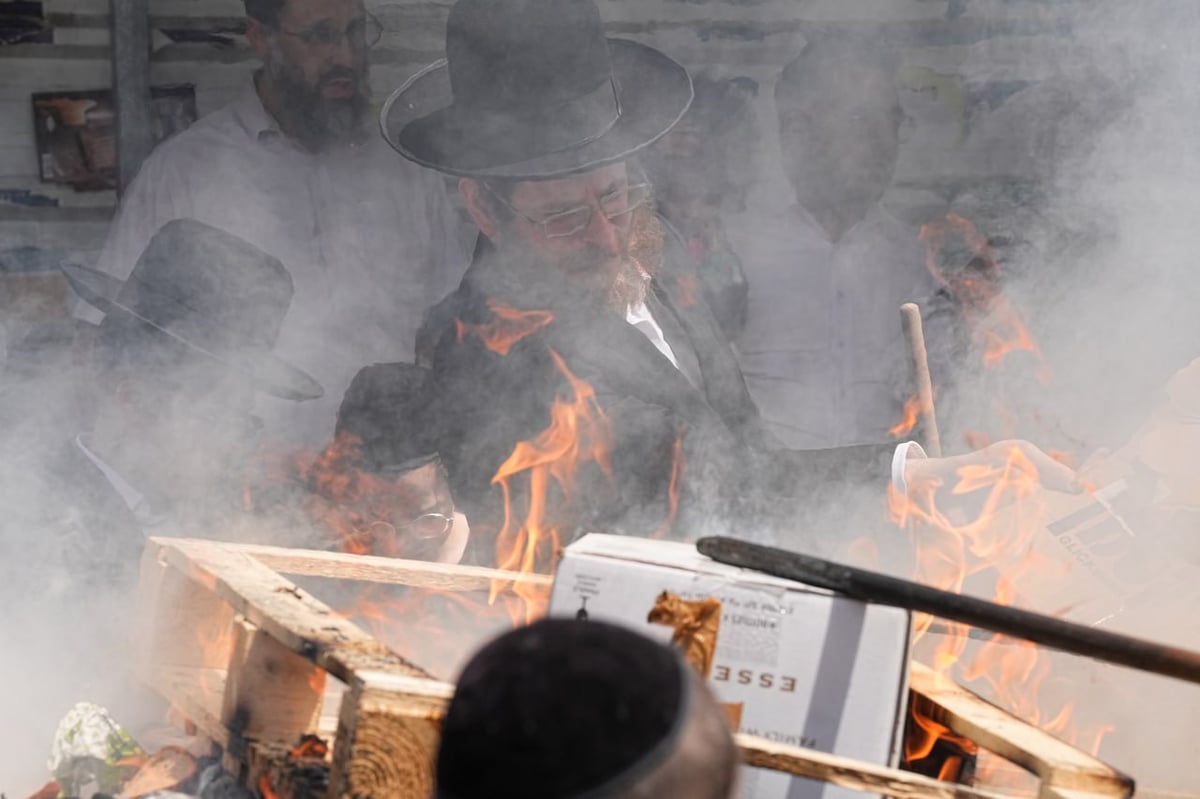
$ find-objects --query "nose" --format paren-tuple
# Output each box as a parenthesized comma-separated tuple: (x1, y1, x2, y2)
(580, 195, 622, 256)
(329, 32, 355, 68)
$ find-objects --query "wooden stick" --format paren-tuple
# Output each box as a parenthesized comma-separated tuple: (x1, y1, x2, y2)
(737, 733, 1021, 799)
(900, 302, 943, 457)
(698, 536, 1200, 687)
(909, 663, 1132, 796)
(232, 542, 553, 591)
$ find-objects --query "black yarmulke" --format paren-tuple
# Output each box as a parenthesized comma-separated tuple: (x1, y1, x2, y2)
(437, 618, 688, 799)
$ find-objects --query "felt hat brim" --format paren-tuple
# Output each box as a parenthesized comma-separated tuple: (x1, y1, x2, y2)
(62, 263, 323, 402)
(381, 39, 693, 180)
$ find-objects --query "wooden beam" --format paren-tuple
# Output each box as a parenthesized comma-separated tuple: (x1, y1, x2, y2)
(136, 538, 1135, 799)
(737, 734, 1014, 799)
(233, 542, 553, 591)
(328, 675, 446, 799)
(909, 663, 1133, 797)
(221, 617, 326, 746)
(148, 537, 431, 685)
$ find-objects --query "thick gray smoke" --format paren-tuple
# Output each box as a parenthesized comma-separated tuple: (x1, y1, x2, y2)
(3, 0, 1200, 794)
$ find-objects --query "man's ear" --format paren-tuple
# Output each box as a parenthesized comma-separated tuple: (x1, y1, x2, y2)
(245, 16, 273, 62)
(459, 178, 500, 241)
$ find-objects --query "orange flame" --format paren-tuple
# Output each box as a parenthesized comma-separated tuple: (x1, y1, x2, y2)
(489, 349, 611, 623)
(920, 212, 1051, 383)
(651, 429, 686, 539)
(893, 441, 1113, 780)
(457, 300, 555, 356)
(289, 734, 329, 760)
(890, 391, 938, 439)
(258, 775, 281, 799)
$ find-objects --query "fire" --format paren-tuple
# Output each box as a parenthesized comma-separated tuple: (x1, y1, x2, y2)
(341, 584, 525, 679)
(674, 273, 701, 308)
(890, 391, 937, 439)
(892, 442, 1113, 780)
(919, 212, 1051, 384)
(258, 775, 282, 799)
(457, 300, 554, 356)
(289, 734, 329, 760)
(651, 429, 686, 539)
(489, 349, 611, 623)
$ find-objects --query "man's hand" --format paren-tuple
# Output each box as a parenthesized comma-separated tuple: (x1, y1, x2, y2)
(904, 439, 1085, 494)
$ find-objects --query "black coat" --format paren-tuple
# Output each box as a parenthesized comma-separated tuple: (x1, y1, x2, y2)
(0, 440, 144, 625)
(415, 231, 896, 561)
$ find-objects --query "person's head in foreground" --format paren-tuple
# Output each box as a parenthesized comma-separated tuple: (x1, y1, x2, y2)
(436, 617, 739, 799)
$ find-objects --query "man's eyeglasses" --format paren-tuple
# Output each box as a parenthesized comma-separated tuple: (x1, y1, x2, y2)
(398, 510, 454, 542)
(482, 182, 652, 239)
(278, 14, 383, 52)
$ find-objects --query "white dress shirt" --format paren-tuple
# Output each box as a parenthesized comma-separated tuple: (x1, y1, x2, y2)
(625, 300, 918, 491)
(93, 81, 471, 445)
(733, 204, 936, 449)
(626, 300, 678, 367)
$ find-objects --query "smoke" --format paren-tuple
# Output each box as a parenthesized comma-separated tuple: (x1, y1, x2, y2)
(3, 0, 1200, 794)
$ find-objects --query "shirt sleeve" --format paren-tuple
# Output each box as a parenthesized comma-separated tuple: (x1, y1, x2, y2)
(84, 148, 190, 311)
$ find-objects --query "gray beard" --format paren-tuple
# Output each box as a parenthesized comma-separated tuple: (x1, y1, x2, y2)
(606, 259, 651, 312)
(267, 64, 370, 152)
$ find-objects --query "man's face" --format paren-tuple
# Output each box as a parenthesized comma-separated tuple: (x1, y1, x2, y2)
(259, 0, 372, 148)
(779, 77, 902, 221)
(490, 163, 655, 311)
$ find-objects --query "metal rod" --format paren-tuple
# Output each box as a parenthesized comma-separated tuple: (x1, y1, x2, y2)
(110, 0, 154, 194)
(697, 536, 1200, 687)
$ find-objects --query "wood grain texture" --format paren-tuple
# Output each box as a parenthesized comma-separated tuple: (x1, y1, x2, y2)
(909, 663, 1133, 797)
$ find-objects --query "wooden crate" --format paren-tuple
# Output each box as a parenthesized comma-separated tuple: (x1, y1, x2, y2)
(134, 537, 1135, 799)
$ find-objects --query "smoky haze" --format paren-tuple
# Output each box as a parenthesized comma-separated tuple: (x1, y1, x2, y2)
(3, 0, 1200, 793)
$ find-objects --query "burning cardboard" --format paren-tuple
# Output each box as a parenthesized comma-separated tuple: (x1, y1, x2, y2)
(549, 533, 912, 799)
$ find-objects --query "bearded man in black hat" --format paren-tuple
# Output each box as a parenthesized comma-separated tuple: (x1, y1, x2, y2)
(374, 0, 1081, 561)
(91, 0, 469, 447)
(12, 218, 322, 596)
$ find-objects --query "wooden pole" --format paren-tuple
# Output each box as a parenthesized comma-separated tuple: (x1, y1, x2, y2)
(697, 536, 1200, 687)
(900, 302, 943, 457)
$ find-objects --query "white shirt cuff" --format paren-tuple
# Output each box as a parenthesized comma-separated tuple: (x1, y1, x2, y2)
(891, 441, 927, 494)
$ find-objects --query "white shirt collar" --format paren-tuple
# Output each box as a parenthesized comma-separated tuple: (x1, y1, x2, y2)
(232, 76, 284, 142)
(625, 301, 679, 368)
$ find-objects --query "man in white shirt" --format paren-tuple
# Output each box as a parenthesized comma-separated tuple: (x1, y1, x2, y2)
(734, 42, 936, 448)
(94, 0, 469, 445)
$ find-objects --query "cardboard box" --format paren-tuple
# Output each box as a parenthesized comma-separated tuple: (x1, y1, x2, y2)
(548, 534, 912, 799)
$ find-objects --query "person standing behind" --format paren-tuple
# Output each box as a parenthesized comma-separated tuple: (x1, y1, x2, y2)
(734, 41, 935, 449)
(640, 72, 760, 341)
(94, 0, 469, 445)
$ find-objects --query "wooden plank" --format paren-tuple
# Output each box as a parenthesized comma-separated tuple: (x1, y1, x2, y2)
(137, 538, 1134, 799)
(221, 616, 326, 746)
(149, 537, 431, 685)
(234, 542, 552, 591)
(737, 733, 1016, 799)
(328, 676, 445, 799)
(909, 663, 1133, 797)
(135, 541, 236, 671)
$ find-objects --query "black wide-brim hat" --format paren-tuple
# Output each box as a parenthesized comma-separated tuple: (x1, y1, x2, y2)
(381, 0, 694, 180)
(63, 219, 323, 401)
